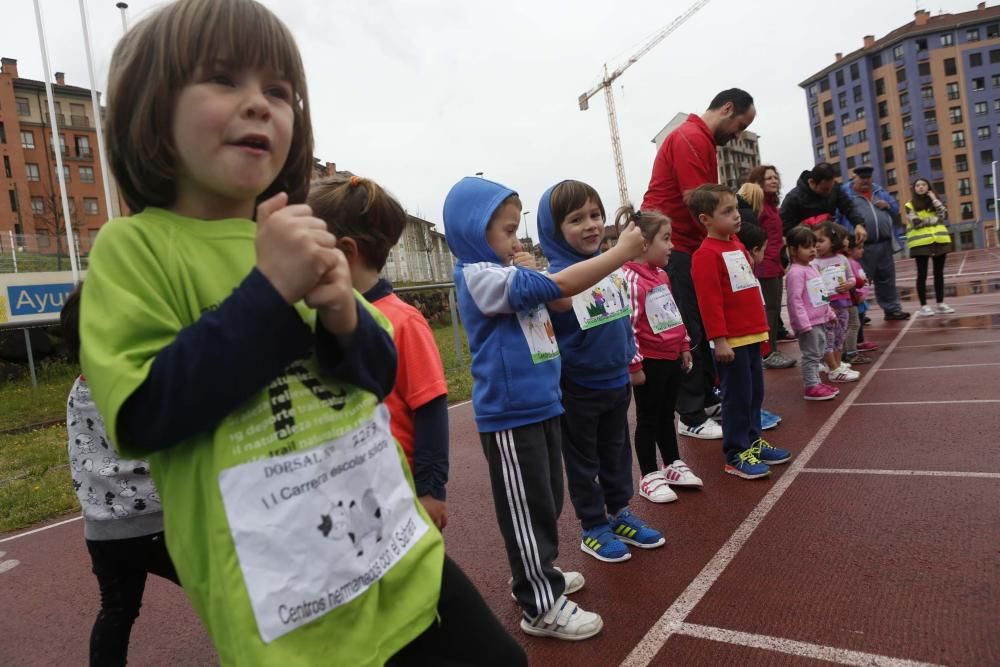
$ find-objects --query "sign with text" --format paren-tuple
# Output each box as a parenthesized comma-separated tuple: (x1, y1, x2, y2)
(0, 271, 83, 326)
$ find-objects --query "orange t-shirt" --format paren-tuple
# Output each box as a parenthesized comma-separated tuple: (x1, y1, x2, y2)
(373, 293, 449, 467)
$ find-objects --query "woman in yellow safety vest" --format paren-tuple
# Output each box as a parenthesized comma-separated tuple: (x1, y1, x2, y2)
(904, 178, 955, 316)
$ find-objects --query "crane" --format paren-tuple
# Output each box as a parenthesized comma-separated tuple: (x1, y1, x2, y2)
(578, 0, 711, 208)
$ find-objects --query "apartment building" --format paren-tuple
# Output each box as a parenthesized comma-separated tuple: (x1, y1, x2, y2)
(0, 57, 122, 255)
(800, 3, 1000, 248)
(652, 112, 762, 190)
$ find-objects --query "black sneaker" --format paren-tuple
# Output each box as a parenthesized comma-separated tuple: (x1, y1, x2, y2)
(885, 310, 910, 320)
(862, 315, 872, 324)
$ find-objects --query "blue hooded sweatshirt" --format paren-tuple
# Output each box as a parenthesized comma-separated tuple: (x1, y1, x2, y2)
(537, 182, 634, 390)
(443, 177, 564, 433)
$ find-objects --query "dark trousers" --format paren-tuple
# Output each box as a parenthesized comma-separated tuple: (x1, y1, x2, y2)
(480, 418, 565, 618)
(560, 380, 634, 529)
(86, 532, 180, 667)
(632, 358, 683, 476)
(860, 240, 902, 314)
(715, 343, 764, 461)
(759, 276, 783, 354)
(915, 254, 947, 305)
(389, 556, 527, 666)
(666, 250, 720, 426)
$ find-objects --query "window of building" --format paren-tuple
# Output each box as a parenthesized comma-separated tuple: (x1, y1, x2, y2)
(902, 115, 913, 131)
(970, 53, 983, 67)
(828, 142, 839, 157)
(920, 86, 933, 100)
(0, 122, 5, 144)
(20, 130, 34, 149)
(983, 149, 995, 164)
(847, 155, 856, 169)
(884, 145, 894, 163)
(946, 82, 960, 100)
(955, 154, 968, 172)
(966, 28, 980, 42)
(84, 198, 99, 215)
(3, 155, 9, 178)
(918, 61, 931, 77)
(813, 124, 822, 138)
(853, 85, 862, 103)
(933, 180, 946, 193)
(31, 197, 44, 215)
(893, 45, 905, 59)
(878, 100, 889, 118)
(836, 70, 845, 87)
(7, 190, 16, 213)
(823, 99, 833, 116)
(930, 157, 943, 172)
(808, 83, 818, 97)
(810, 104, 818, 119)
(841, 112, 850, 125)
(993, 74, 1000, 88)
(949, 106, 963, 124)
(861, 151, 870, 164)
(905, 139, 916, 153)
(986, 174, 994, 189)
(856, 107, 866, 120)
(875, 78, 885, 96)
(928, 133, 939, 146)
(26, 163, 40, 181)
(820, 79, 830, 92)
(924, 109, 937, 123)
(858, 129, 867, 142)
(826, 120, 836, 137)
(978, 126, 991, 140)
(60, 165, 70, 182)
(79, 166, 95, 183)
(896, 67, 907, 84)
(995, 99, 1000, 113)
(944, 58, 957, 76)
(988, 198, 996, 213)
(900, 91, 910, 107)
(75, 135, 91, 157)
(838, 91, 848, 109)
(973, 77, 985, 91)
(887, 168, 897, 185)
(952, 130, 966, 147)
(844, 134, 855, 146)
(908, 162, 919, 175)
(940, 33, 954, 47)
(15, 97, 29, 115)
(817, 147, 826, 161)
(960, 203, 974, 220)
(989, 23, 1000, 38)
(881, 123, 891, 140)
(991, 49, 1000, 64)
(976, 101, 989, 116)
(872, 53, 883, 68)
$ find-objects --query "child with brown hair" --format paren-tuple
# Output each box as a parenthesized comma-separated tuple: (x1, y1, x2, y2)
(812, 220, 860, 383)
(619, 206, 702, 504)
(688, 185, 792, 480)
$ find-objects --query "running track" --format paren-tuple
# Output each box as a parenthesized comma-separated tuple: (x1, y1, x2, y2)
(2, 248, 998, 666)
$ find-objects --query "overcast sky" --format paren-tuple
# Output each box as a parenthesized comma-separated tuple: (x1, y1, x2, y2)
(3, 0, 984, 239)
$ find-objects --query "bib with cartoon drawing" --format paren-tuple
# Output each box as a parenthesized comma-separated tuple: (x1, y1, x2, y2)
(571, 270, 632, 330)
(820, 264, 846, 294)
(806, 276, 829, 307)
(644, 284, 683, 333)
(722, 251, 758, 292)
(516, 305, 560, 364)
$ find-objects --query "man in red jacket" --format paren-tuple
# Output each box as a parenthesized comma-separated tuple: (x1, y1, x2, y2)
(642, 89, 756, 440)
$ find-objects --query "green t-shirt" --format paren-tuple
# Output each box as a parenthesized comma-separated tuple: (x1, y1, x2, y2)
(80, 208, 444, 666)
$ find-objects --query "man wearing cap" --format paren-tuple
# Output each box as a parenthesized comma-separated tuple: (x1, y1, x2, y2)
(837, 166, 909, 320)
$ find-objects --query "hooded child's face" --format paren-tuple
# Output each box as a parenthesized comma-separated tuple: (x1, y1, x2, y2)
(559, 197, 605, 256)
(485, 201, 523, 265)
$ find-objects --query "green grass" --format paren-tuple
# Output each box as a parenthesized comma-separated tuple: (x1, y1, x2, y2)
(0, 423, 77, 533)
(2, 359, 78, 429)
(432, 322, 472, 404)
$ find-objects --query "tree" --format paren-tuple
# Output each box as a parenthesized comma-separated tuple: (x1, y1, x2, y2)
(32, 187, 84, 271)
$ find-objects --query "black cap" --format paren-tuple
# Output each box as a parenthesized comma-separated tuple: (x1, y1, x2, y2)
(854, 165, 874, 176)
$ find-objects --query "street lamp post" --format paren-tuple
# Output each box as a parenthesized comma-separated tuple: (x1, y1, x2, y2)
(474, 172, 484, 178)
(115, 2, 128, 32)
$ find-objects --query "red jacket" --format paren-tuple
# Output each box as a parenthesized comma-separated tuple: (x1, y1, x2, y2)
(641, 114, 718, 255)
(691, 237, 769, 341)
(756, 193, 784, 279)
(623, 261, 691, 372)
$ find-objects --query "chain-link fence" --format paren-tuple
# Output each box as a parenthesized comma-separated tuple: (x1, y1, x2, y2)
(0, 231, 90, 274)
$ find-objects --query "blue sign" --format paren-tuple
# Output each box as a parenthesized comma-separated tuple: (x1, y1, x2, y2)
(7, 282, 75, 316)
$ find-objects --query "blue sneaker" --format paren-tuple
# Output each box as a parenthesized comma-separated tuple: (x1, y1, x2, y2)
(581, 525, 631, 563)
(761, 408, 782, 430)
(724, 448, 771, 479)
(609, 509, 665, 549)
(750, 438, 791, 465)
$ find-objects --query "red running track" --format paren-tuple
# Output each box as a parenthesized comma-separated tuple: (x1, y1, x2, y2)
(2, 248, 999, 666)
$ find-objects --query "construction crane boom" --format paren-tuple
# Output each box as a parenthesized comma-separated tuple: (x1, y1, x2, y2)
(579, 0, 711, 208)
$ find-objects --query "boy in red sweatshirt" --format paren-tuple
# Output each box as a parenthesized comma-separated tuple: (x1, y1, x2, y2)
(688, 185, 792, 480)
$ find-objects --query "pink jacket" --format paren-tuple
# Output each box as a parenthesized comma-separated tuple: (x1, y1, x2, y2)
(623, 261, 690, 372)
(785, 262, 834, 335)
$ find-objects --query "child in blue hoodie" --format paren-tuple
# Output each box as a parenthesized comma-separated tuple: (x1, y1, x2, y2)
(443, 176, 644, 641)
(538, 180, 666, 564)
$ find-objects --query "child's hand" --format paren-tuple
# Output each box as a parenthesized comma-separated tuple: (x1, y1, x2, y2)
(419, 495, 447, 531)
(513, 251, 537, 269)
(255, 193, 338, 304)
(614, 221, 646, 260)
(835, 281, 852, 294)
(306, 249, 358, 334)
(630, 370, 646, 386)
(713, 338, 735, 363)
(680, 351, 693, 373)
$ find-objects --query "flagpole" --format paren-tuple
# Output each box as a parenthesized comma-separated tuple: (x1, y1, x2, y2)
(78, 0, 116, 222)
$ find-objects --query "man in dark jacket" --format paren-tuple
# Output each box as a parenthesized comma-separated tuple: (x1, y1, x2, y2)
(779, 163, 868, 242)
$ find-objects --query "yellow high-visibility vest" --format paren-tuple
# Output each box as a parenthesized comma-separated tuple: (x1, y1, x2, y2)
(904, 202, 951, 248)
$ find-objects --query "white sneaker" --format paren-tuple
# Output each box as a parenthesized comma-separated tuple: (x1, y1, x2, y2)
(935, 303, 955, 314)
(678, 417, 723, 440)
(662, 460, 704, 488)
(509, 566, 584, 600)
(639, 471, 678, 502)
(828, 365, 860, 382)
(704, 403, 722, 419)
(520, 595, 603, 641)
(919, 305, 935, 316)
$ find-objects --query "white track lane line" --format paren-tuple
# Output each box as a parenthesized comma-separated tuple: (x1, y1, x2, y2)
(802, 468, 1000, 479)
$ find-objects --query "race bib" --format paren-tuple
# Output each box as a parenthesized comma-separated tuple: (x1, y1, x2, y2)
(517, 305, 560, 364)
(722, 251, 758, 292)
(218, 405, 428, 643)
(806, 276, 828, 307)
(645, 284, 683, 333)
(820, 264, 845, 294)
(571, 270, 631, 330)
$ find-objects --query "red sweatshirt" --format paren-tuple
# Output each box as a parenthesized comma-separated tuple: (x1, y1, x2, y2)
(641, 114, 718, 254)
(691, 236, 769, 341)
(623, 261, 691, 372)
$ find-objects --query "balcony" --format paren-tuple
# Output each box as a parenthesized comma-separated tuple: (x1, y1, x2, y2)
(77, 147, 93, 159)
(922, 97, 936, 108)
(900, 104, 911, 115)
(49, 145, 69, 158)
(907, 150, 917, 161)
(919, 75, 933, 86)
(926, 121, 938, 132)
(904, 126, 914, 138)
(897, 80, 908, 91)
(69, 114, 91, 128)
(929, 145, 941, 157)
(931, 170, 944, 181)
(43, 112, 65, 126)
(917, 49, 930, 62)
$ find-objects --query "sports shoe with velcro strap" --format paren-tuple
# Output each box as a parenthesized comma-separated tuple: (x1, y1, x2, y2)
(520, 595, 603, 641)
